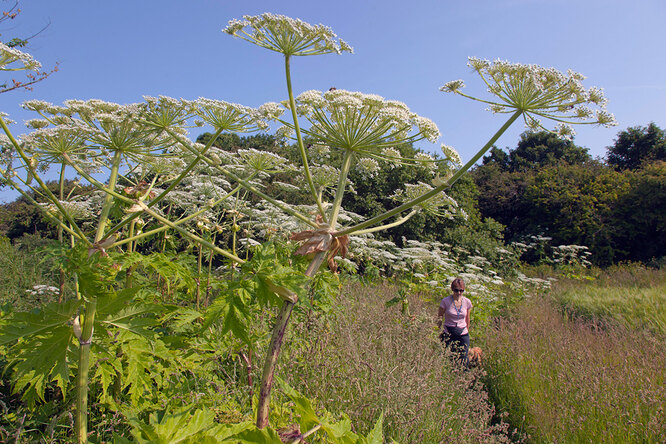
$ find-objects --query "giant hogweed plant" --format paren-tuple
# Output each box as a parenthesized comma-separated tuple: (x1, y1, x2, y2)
(223, 12, 615, 429)
(0, 41, 379, 442)
(1, 12, 614, 441)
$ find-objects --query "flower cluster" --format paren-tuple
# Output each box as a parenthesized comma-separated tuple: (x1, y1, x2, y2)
(391, 182, 460, 218)
(194, 98, 267, 132)
(237, 148, 291, 174)
(290, 89, 440, 155)
(0, 43, 41, 71)
(441, 57, 617, 139)
(224, 13, 353, 56)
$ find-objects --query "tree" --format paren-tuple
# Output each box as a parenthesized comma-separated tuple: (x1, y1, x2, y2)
(611, 161, 666, 262)
(508, 131, 590, 171)
(481, 146, 510, 170)
(523, 161, 630, 265)
(606, 123, 666, 170)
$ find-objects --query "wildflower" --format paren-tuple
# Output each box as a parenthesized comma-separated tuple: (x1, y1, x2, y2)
(356, 157, 380, 177)
(21, 124, 95, 167)
(0, 43, 41, 71)
(237, 148, 290, 173)
(309, 164, 339, 191)
(291, 89, 440, 156)
(138, 95, 193, 132)
(25, 119, 50, 129)
(440, 144, 462, 166)
(380, 147, 402, 166)
(440, 57, 617, 136)
(223, 13, 353, 56)
(258, 102, 285, 121)
(21, 100, 52, 112)
(194, 98, 263, 133)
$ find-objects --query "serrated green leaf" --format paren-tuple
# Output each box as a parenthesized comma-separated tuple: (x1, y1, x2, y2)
(0, 298, 81, 345)
(96, 286, 141, 319)
(10, 325, 75, 405)
(321, 414, 354, 441)
(223, 426, 283, 444)
(365, 412, 384, 444)
(203, 291, 250, 344)
(279, 378, 320, 429)
(94, 360, 118, 403)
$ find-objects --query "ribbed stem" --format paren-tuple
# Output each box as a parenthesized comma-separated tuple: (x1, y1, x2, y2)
(328, 150, 353, 229)
(75, 300, 96, 444)
(256, 251, 327, 428)
(95, 150, 122, 243)
(285, 55, 327, 220)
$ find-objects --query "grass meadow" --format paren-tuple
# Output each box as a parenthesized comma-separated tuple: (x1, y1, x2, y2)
(482, 265, 666, 443)
(1, 238, 664, 443)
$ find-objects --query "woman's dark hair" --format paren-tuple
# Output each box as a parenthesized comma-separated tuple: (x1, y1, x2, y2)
(450, 278, 465, 289)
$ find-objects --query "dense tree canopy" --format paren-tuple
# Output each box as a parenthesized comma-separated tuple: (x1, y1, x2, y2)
(482, 131, 590, 172)
(474, 127, 666, 265)
(606, 123, 666, 170)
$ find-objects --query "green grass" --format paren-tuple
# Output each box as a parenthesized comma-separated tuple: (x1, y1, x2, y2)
(281, 281, 511, 443)
(482, 267, 666, 443)
(0, 235, 61, 310)
(554, 284, 666, 335)
(549, 263, 666, 336)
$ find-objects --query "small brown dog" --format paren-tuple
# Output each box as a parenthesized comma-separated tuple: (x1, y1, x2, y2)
(467, 347, 483, 367)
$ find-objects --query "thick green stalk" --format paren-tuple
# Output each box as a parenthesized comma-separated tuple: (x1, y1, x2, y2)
(58, 163, 66, 302)
(196, 241, 203, 310)
(328, 150, 354, 229)
(285, 55, 327, 220)
(75, 300, 96, 444)
(95, 150, 122, 242)
(337, 110, 523, 236)
(256, 251, 327, 429)
(351, 209, 418, 236)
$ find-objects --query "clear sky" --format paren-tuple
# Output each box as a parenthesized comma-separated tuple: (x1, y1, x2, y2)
(2, 0, 665, 202)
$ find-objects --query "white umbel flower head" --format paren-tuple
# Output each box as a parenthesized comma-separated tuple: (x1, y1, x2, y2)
(194, 98, 265, 133)
(224, 13, 353, 56)
(440, 144, 462, 166)
(0, 43, 41, 71)
(291, 89, 440, 156)
(441, 57, 617, 136)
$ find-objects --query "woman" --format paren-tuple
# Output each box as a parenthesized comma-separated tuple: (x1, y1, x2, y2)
(437, 278, 472, 365)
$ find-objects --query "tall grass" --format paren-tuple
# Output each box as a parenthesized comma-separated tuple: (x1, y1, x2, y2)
(281, 281, 512, 443)
(483, 296, 666, 443)
(0, 235, 61, 310)
(550, 264, 666, 335)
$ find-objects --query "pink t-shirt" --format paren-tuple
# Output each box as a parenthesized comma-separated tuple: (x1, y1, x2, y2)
(440, 295, 473, 335)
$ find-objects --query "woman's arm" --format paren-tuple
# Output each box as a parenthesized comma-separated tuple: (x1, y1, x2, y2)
(465, 308, 471, 331)
(437, 305, 445, 328)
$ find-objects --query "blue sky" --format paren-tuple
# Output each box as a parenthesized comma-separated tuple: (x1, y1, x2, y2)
(2, 0, 665, 202)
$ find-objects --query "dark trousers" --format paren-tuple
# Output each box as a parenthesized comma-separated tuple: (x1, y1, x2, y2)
(440, 328, 470, 366)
